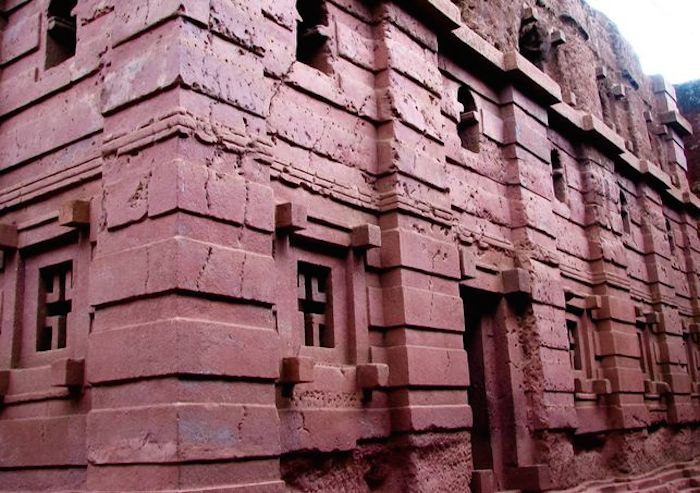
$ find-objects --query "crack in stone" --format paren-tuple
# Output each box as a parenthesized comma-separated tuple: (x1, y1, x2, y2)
(196, 246, 213, 290)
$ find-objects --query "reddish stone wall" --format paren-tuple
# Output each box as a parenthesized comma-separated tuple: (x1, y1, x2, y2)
(0, 1, 698, 492)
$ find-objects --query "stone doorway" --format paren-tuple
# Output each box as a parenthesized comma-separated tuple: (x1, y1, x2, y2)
(462, 288, 509, 493)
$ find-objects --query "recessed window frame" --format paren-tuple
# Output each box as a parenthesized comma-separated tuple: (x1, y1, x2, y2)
(295, 0, 333, 75)
(551, 149, 567, 203)
(457, 86, 481, 153)
(45, 0, 78, 70)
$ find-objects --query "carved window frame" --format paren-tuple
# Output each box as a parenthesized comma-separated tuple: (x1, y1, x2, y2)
(43, 0, 78, 72)
(0, 216, 91, 404)
(635, 314, 669, 408)
(291, 247, 351, 364)
(683, 324, 700, 396)
(566, 294, 607, 402)
(295, 0, 334, 75)
(19, 243, 84, 368)
(274, 221, 372, 368)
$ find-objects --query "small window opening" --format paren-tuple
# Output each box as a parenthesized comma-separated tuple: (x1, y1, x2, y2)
(36, 261, 73, 352)
(518, 18, 545, 68)
(297, 262, 333, 348)
(45, 0, 77, 69)
(551, 149, 567, 202)
(637, 330, 647, 375)
(296, 0, 331, 74)
(637, 324, 655, 382)
(620, 192, 631, 234)
(457, 86, 480, 153)
(567, 319, 582, 371)
(665, 218, 676, 254)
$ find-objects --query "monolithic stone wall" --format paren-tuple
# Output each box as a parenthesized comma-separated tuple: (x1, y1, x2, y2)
(0, 1, 698, 492)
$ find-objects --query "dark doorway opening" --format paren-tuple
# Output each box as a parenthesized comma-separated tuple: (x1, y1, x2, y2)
(462, 287, 507, 491)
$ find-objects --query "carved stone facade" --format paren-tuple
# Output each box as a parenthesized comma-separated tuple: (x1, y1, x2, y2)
(0, 0, 699, 492)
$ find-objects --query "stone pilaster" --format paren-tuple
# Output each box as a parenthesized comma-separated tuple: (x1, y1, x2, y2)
(86, 3, 283, 490)
(372, 3, 471, 490)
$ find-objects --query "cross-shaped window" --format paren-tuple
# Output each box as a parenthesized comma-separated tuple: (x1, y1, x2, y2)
(297, 262, 333, 348)
(36, 261, 73, 352)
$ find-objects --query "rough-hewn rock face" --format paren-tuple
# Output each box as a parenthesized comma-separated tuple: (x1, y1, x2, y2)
(677, 80, 700, 189)
(0, 0, 698, 492)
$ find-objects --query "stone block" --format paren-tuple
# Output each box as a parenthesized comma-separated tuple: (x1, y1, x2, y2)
(550, 29, 566, 47)
(275, 202, 307, 233)
(0, 415, 86, 467)
(574, 378, 593, 394)
(88, 321, 281, 383)
(502, 268, 530, 295)
(563, 90, 577, 107)
(597, 329, 640, 357)
(387, 346, 468, 388)
(356, 363, 390, 390)
(411, 0, 462, 31)
(459, 248, 477, 279)
(51, 358, 85, 389)
(280, 357, 315, 385)
(383, 285, 464, 331)
(0, 370, 9, 401)
(58, 200, 91, 228)
(652, 75, 676, 98)
(471, 469, 496, 493)
(659, 110, 693, 136)
(596, 66, 608, 80)
(0, 13, 40, 65)
(506, 465, 551, 491)
(593, 378, 612, 395)
(574, 378, 612, 395)
(592, 295, 636, 323)
(351, 224, 382, 250)
(522, 6, 539, 22)
(0, 224, 18, 249)
(612, 84, 626, 99)
(585, 295, 602, 310)
(645, 379, 672, 395)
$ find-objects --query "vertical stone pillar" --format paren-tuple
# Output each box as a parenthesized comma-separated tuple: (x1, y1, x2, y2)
(499, 81, 567, 489)
(652, 76, 692, 185)
(85, 3, 283, 491)
(578, 148, 648, 429)
(638, 183, 693, 424)
(372, 3, 471, 490)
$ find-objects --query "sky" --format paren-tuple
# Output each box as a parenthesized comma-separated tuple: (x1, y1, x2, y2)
(584, 0, 700, 84)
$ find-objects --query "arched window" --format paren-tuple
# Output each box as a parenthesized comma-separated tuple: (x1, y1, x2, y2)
(46, 0, 77, 69)
(551, 149, 566, 202)
(518, 17, 545, 68)
(620, 192, 631, 234)
(457, 86, 480, 153)
(296, 0, 332, 74)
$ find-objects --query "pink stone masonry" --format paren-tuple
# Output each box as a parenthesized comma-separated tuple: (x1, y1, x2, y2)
(1, 0, 700, 492)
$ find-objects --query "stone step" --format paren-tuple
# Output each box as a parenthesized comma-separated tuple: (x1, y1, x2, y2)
(553, 460, 700, 493)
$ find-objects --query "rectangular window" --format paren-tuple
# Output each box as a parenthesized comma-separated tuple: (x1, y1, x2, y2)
(36, 261, 73, 352)
(45, 0, 77, 69)
(567, 318, 582, 371)
(551, 150, 567, 203)
(637, 323, 657, 384)
(296, 0, 332, 74)
(297, 262, 333, 348)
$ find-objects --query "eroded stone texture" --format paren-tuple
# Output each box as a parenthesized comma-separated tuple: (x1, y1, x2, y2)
(677, 80, 700, 191)
(0, 0, 699, 492)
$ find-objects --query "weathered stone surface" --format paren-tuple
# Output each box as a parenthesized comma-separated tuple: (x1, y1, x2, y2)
(1, 0, 700, 491)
